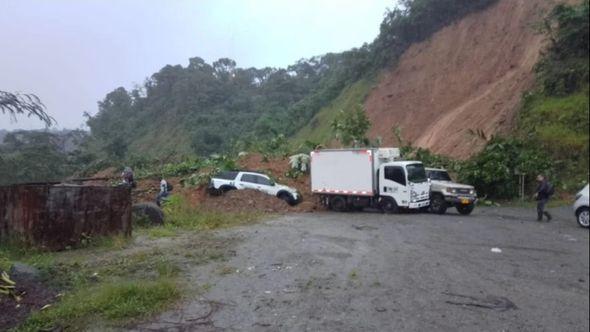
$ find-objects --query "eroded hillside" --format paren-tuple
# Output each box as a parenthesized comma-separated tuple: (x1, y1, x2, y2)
(365, 0, 562, 159)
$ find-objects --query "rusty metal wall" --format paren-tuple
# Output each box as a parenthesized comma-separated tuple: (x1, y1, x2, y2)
(0, 184, 131, 250)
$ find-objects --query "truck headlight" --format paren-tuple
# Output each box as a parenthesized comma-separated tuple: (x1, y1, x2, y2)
(445, 188, 456, 194)
(469, 189, 475, 195)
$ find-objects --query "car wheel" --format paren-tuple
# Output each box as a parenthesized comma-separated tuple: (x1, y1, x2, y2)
(456, 203, 474, 215)
(430, 194, 447, 214)
(577, 207, 589, 228)
(380, 197, 399, 214)
(330, 196, 348, 212)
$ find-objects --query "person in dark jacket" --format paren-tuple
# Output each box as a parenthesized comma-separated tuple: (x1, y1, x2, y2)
(533, 174, 552, 222)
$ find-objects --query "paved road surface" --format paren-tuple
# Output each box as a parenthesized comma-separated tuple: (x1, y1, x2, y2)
(137, 206, 589, 332)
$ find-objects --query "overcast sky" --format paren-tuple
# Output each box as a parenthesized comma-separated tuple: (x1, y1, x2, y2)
(0, 0, 394, 130)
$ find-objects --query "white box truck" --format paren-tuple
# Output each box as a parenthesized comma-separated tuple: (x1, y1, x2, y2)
(310, 148, 430, 212)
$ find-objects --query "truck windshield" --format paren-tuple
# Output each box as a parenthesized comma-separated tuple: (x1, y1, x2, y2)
(428, 171, 452, 181)
(406, 164, 427, 183)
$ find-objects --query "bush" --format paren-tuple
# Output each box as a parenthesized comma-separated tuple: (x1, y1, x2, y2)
(460, 138, 552, 199)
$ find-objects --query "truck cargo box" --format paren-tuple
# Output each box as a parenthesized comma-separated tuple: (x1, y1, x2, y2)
(310, 149, 376, 196)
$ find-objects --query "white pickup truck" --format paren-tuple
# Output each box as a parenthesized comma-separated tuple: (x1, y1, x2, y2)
(310, 148, 430, 213)
(208, 170, 301, 206)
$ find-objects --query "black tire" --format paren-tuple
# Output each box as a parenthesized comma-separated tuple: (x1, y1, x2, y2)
(380, 197, 399, 214)
(132, 203, 164, 226)
(207, 187, 222, 196)
(576, 207, 589, 228)
(430, 194, 447, 214)
(219, 185, 236, 194)
(456, 204, 475, 215)
(330, 196, 348, 212)
(278, 192, 297, 206)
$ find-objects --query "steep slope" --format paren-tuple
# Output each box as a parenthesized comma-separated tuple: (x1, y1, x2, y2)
(364, 0, 561, 159)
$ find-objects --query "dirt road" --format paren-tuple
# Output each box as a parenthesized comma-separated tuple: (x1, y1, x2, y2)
(135, 206, 589, 331)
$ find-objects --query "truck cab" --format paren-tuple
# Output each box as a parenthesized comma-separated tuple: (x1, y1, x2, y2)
(378, 161, 431, 212)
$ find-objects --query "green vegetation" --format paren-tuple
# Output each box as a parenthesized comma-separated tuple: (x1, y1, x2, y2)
(513, 0, 589, 193)
(1, 193, 256, 330)
(161, 195, 261, 231)
(19, 280, 178, 331)
(79, 0, 498, 165)
(331, 105, 372, 147)
(0, 91, 54, 127)
(0, 130, 91, 185)
(294, 79, 374, 146)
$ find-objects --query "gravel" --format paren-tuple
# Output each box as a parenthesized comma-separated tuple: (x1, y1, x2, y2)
(136, 205, 589, 331)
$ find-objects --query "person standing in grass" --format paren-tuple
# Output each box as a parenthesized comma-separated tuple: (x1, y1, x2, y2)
(121, 166, 136, 188)
(533, 174, 553, 222)
(156, 177, 170, 207)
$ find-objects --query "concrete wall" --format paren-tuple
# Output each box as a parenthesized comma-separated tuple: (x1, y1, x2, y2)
(0, 184, 131, 250)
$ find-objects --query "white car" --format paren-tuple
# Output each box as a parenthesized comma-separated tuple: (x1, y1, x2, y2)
(573, 184, 589, 228)
(208, 170, 301, 206)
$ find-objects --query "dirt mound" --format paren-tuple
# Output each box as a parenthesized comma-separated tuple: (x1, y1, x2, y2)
(132, 154, 323, 214)
(365, 0, 560, 159)
(198, 189, 319, 213)
(181, 154, 323, 213)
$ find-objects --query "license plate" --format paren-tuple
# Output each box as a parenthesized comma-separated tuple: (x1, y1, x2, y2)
(461, 198, 470, 204)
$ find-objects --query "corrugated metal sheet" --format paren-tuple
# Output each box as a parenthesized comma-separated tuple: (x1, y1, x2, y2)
(0, 184, 131, 250)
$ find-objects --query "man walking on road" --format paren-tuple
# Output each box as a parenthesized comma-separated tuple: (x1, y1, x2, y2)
(534, 174, 553, 222)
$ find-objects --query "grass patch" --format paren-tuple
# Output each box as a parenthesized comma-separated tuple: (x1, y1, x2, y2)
(162, 195, 262, 231)
(17, 279, 179, 331)
(145, 226, 177, 239)
(4, 194, 249, 330)
(0, 241, 56, 273)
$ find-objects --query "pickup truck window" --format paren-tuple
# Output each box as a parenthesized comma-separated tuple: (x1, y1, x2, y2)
(241, 174, 258, 183)
(407, 164, 427, 183)
(255, 176, 273, 186)
(216, 171, 239, 180)
(385, 166, 406, 186)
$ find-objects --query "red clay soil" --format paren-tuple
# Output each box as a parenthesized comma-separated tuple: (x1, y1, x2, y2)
(0, 275, 57, 331)
(183, 154, 322, 213)
(131, 154, 323, 213)
(364, 0, 561, 159)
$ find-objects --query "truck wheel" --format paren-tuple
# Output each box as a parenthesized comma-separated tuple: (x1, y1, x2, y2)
(430, 194, 447, 214)
(278, 192, 296, 206)
(207, 187, 222, 196)
(380, 197, 399, 214)
(456, 204, 474, 215)
(219, 185, 236, 194)
(330, 196, 348, 212)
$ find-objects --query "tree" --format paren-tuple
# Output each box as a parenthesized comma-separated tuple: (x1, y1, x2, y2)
(0, 91, 54, 126)
(331, 105, 371, 147)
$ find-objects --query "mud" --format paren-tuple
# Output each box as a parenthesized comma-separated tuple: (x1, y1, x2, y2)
(134, 205, 589, 331)
(365, 0, 562, 159)
(0, 274, 58, 331)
